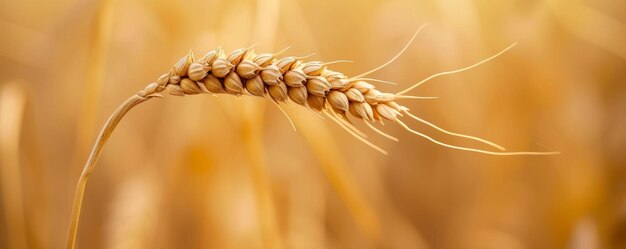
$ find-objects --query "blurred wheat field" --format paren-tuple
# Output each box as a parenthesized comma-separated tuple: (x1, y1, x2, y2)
(1, 0, 626, 248)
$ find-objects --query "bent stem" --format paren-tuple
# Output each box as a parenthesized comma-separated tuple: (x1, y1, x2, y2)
(66, 93, 157, 249)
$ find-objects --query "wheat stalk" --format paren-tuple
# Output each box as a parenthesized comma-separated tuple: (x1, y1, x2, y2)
(1, 82, 28, 249)
(66, 27, 560, 248)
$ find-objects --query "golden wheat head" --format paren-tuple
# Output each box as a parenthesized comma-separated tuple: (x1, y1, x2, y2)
(66, 26, 559, 249)
(135, 28, 556, 156)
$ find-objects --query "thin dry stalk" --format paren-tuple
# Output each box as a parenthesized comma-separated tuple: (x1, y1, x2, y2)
(241, 0, 283, 247)
(67, 27, 559, 248)
(66, 92, 160, 249)
(70, 0, 116, 172)
(294, 113, 380, 238)
(1, 82, 28, 249)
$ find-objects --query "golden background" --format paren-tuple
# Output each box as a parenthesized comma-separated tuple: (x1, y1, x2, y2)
(1, 0, 625, 248)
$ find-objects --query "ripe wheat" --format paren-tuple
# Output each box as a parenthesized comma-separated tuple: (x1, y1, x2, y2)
(66, 26, 559, 249)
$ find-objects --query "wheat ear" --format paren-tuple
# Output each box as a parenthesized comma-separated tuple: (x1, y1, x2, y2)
(67, 30, 560, 248)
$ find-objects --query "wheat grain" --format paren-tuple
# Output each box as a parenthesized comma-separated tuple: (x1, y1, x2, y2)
(66, 27, 560, 249)
(137, 41, 557, 155)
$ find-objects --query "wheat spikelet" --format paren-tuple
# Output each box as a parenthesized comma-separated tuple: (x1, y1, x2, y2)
(139, 35, 559, 156)
(67, 27, 560, 249)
